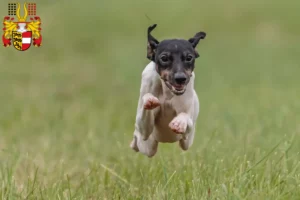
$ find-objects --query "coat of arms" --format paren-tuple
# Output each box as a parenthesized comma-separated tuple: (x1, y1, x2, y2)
(2, 2, 42, 51)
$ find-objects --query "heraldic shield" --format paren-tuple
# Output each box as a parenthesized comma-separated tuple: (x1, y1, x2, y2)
(12, 31, 32, 51)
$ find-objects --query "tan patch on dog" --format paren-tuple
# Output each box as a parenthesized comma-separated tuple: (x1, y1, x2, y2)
(147, 42, 156, 59)
(147, 42, 153, 58)
(186, 69, 193, 77)
(160, 70, 170, 81)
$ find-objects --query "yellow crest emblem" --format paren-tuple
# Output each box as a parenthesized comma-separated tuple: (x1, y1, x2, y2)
(2, 2, 42, 51)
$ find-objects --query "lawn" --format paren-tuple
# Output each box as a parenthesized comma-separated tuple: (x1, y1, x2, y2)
(0, 0, 300, 199)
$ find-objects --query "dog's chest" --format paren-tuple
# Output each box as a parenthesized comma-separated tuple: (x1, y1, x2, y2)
(153, 97, 182, 142)
(158, 100, 176, 119)
(156, 96, 176, 119)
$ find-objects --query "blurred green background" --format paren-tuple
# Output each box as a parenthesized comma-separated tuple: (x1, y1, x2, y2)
(0, 0, 300, 199)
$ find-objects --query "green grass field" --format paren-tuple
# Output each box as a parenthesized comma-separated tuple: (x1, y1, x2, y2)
(1, 0, 300, 199)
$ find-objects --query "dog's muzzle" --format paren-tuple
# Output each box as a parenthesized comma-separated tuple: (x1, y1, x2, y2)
(163, 80, 187, 95)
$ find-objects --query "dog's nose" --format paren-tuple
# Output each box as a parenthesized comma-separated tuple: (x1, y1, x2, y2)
(174, 73, 187, 84)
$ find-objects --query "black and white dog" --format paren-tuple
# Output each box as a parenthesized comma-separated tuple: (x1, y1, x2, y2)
(130, 24, 206, 157)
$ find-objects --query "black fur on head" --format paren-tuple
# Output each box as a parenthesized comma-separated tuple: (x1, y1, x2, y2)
(146, 24, 206, 95)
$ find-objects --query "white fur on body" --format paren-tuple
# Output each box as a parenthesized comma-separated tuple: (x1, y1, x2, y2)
(130, 61, 200, 157)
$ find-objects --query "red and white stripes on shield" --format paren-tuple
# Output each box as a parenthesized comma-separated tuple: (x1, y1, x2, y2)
(21, 31, 32, 51)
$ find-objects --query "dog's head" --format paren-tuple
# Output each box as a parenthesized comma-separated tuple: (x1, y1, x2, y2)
(147, 24, 206, 95)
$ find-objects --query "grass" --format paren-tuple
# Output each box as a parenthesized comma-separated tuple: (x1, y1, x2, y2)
(1, 0, 300, 199)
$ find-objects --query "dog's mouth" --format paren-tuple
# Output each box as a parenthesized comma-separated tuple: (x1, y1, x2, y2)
(164, 81, 186, 95)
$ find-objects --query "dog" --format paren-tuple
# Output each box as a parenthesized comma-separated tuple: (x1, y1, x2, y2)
(130, 24, 206, 157)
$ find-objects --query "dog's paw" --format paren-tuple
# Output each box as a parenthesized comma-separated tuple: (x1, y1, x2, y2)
(130, 136, 139, 152)
(169, 117, 187, 134)
(143, 96, 160, 110)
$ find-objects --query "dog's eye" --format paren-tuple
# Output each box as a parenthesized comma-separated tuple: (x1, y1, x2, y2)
(160, 55, 169, 63)
(186, 55, 194, 62)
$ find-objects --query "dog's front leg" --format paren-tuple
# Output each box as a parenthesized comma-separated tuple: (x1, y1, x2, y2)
(169, 113, 193, 140)
(131, 95, 160, 157)
(136, 93, 160, 140)
(131, 63, 161, 154)
(169, 89, 200, 151)
(169, 113, 195, 150)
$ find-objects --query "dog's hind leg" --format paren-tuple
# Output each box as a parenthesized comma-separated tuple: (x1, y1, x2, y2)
(132, 130, 158, 157)
(130, 135, 139, 152)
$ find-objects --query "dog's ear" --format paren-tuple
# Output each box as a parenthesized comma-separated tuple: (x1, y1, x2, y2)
(188, 32, 206, 58)
(147, 24, 159, 61)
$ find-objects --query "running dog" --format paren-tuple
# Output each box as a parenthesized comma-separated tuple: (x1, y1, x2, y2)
(130, 24, 206, 157)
